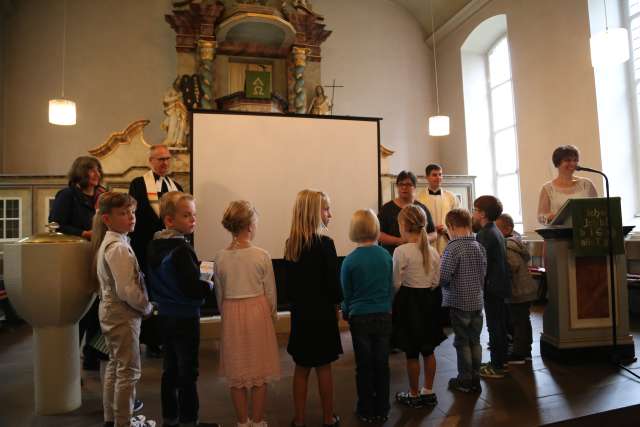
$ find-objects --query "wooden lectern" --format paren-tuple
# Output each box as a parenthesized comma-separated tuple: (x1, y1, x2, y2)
(537, 197, 635, 362)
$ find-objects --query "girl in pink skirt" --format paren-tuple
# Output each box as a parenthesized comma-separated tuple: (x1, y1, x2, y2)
(213, 200, 280, 427)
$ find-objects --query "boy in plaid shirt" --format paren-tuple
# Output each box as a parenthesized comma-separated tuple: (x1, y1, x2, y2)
(439, 209, 487, 393)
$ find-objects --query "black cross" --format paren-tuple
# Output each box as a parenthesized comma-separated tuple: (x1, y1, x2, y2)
(323, 79, 344, 115)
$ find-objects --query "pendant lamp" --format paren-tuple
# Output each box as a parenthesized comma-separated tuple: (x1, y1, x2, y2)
(590, 0, 630, 68)
(49, 0, 76, 125)
(428, 0, 449, 136)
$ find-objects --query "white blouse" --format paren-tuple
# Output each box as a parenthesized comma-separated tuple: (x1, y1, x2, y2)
(537, 176, 598, 224)
(392, 242, 441, 289)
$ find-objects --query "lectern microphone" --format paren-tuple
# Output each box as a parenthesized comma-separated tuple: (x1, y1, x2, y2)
(576, 165, 601, 173)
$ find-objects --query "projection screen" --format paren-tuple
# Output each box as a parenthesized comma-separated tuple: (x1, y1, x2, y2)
(192, 111, 380, 260)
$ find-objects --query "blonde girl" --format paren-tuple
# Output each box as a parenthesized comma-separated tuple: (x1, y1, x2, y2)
(392, 204, 445, 408)
(340, 209, 394, 423)
(91, 192, 156, 427)
(213, 200, 280, 427)
(284, 190, 342, 427)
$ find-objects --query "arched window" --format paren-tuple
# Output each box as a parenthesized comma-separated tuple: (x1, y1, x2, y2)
(462, 16, 523, 232)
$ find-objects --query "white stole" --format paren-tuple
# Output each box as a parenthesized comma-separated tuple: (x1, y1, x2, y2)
(143, 170, 178, 217)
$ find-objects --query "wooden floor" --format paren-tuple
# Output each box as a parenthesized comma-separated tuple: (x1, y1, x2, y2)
(2, 305, 640, 427)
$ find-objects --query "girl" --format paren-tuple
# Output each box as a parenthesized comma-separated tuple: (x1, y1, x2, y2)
(341, 209, 393, 423)
(91, 192, 156, 427)
(392, 205, 445, 408)
(214, 200, 280, 427)
(284, 190, 342, 427)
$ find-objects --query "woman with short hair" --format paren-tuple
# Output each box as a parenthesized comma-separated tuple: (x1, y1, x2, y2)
(537, 145, 598, 224)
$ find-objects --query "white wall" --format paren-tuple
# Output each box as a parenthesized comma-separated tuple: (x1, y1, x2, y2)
(1, 0, 437, 177)
(315, 0, 437, 174)
(588, 0, 639, 223)
(2, 0, 176, 174)
(436, 0, 605, 232)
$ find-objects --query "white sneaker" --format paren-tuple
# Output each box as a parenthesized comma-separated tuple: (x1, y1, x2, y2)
(251, 420, 268, 427)
(237, 420, 252, 427)
(131, 415, 157, 427)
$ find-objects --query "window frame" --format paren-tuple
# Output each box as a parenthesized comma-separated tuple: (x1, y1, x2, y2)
(485, 35, 523, 231)
(0, 197, 22, 242)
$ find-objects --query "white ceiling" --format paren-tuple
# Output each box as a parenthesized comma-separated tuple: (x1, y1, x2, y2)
(389, 0, 473, 37)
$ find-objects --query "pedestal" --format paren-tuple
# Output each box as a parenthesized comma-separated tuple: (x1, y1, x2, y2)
(540, 232, 635, 363)
(33, 325, 82, 414)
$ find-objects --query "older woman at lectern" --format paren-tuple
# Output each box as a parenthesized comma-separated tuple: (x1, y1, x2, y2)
(537, 145, 598, 224)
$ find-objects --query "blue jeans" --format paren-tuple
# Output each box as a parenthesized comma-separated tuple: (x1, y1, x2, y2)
(449, 308, 483, 381)
(349, 313, 392, 417)
(484, 293, 508, 368)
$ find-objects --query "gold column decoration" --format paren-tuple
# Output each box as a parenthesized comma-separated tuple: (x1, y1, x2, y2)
(198, 39, 216, 109)
(292, 46, 310, 114)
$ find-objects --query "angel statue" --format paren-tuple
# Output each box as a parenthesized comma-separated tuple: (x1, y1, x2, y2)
(161, 77, 189, 147)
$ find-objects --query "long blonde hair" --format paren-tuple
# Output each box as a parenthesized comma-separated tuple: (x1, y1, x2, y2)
(284, 189, 329, 262)
(90, 192, 137, 282)
(398, 204, 431, 274)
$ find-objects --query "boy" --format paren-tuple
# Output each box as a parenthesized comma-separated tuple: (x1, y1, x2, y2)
(496, 213, 538, 364)
(472, 195, 511, 378)
(417, 164, 460, 255)
(440, 209, 487, 393)
(146, 192, 216, 427)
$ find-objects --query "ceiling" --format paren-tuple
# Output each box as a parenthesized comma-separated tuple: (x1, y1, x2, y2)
(390, 0, 473, 37)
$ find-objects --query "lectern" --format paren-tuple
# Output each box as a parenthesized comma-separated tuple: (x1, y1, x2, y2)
(537, 197, 635, 362)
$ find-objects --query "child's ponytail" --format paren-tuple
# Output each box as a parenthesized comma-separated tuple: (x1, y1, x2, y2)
(399, 205, 432, 274)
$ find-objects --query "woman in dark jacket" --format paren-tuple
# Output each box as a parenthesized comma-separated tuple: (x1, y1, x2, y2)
(50, 156, 107, 370)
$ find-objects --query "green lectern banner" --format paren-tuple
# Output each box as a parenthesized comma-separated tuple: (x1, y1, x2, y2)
(245, 71, 271, 99)
(571, 197, 624, 256)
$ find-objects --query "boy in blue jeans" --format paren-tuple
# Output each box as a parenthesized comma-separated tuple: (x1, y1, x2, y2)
(472, 195, 512, 378)
(146, 192, 217, 427)
(440, 209, 487, 393)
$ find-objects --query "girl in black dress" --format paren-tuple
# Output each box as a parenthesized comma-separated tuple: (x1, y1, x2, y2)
(284, 189, 342, 427)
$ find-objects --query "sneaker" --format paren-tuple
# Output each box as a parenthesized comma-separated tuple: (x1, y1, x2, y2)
(419, 389, 438, 406)
(133, 399, 144, 413)
(507, 353, 526, 365)
(470, 377, 482, 393)
(448, 377, 471, 393)
(479, 363, 506, 378)
(131, 415, 157, 427)
(395, 391, 423, 408)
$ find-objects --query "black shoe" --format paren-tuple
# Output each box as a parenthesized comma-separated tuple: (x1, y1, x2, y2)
(104, 422, 114, 427)
(420, 392, 438, 406)
(290, 421, 306, 427)
(322, 414, 340, 427)
(470, 377, 482, 393)
(395, 391, 423, 408)
(133, 399, 144, 413)
(374, 415, 389, 423)
(448, 377, 472, 393)
(355, 413, 376, 424)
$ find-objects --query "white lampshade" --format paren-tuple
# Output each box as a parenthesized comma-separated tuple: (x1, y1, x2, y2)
(48, 99, 76, 125)
(590, 27, 630, 68)
(428, 115, 450, 136)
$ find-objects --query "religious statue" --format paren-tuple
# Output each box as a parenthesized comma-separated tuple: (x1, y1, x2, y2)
(161, 78, 189, 148)
(307, 85, 331, 115)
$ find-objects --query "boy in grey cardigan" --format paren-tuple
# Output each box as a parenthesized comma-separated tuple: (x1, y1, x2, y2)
(496, 214, 538, 364)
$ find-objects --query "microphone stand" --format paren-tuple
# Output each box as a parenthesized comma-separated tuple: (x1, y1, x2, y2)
(577, 167, 639, 379)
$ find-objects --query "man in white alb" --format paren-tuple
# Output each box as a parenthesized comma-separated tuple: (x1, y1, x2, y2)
(417, 164, 460, 255)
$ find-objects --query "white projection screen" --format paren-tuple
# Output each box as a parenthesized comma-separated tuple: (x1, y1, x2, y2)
(192, 111, 380, 260)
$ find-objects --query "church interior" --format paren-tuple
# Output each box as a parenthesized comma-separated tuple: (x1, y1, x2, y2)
(2, 0, 640, 426)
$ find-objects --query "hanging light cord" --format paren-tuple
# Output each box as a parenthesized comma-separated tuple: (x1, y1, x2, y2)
(430, 0, 440, 114)
(603, 0, 609, 32)
(61, 0, 67, 98)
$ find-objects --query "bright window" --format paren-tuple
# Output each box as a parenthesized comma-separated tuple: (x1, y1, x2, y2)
(487, 37, 523, 232)
(0, 198, 21, 241)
